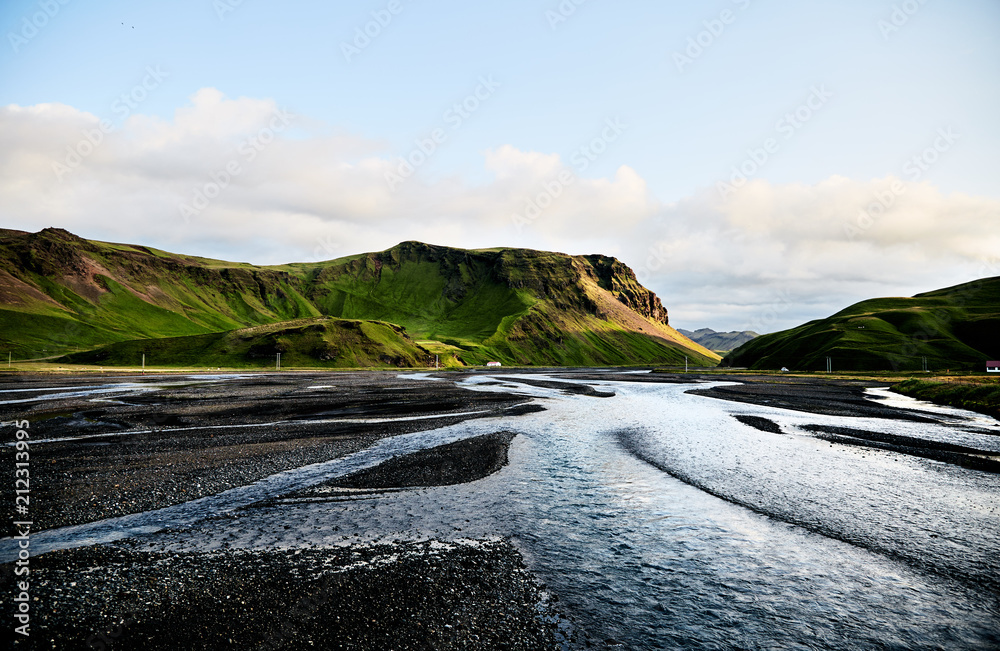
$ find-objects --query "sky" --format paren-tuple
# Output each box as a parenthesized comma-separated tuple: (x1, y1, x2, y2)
(1, 0, 998, 333)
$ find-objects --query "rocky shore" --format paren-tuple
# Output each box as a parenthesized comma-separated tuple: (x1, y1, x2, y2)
(11, 539, 563, 650)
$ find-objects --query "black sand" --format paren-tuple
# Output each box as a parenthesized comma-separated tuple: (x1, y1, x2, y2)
(12, 540, 561, 650)
(0, 372, 538, 531)
(680, 374, 932, 420)
(4, 368, 995, 649)
(1, 371, 571, 650)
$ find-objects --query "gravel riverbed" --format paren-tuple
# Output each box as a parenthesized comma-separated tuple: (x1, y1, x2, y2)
(5, 369, 993, 649)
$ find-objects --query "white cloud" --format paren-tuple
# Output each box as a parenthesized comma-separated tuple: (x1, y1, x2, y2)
(629, 178, 1000, 332)
(1, 90, 997, 332)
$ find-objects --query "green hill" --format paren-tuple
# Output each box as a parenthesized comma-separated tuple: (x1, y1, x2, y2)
(60, 317, 434, 369)
(723, 277, 1000, 372)
(0, 228, 719, 368)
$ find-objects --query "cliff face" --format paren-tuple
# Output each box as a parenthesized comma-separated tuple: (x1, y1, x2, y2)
(310, 242, 670, 327)
(389, 242, 670, 322)
(582, 255, 669, 326)
(0, 230, 718, 366)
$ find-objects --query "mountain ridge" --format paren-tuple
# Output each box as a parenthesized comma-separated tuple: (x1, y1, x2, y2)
(678, 328, 759, 353)
(0, 228, 718, 367)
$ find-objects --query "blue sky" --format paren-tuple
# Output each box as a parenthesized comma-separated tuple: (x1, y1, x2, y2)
(2, 0, 998, 331)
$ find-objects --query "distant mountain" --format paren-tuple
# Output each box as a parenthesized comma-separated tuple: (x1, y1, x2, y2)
(677, 328, 759, 353)
(0, 228, 719, 368)
(723, 278, 1000, 371)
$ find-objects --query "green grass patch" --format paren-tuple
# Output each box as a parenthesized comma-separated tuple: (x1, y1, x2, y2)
(893, 378, 1000, 420)
(0, 309, 121, 358)
(59, 317, 434, 369)
(726, 276, 1000, 371)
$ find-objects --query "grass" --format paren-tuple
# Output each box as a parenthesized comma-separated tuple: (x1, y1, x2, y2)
(892, 377, 1000, 419)
(725, 276, 1000, 372)
(0, 308, 124, 359)
(2, 232, 717, 368)
(302, 254, 537, 342)
(59, 317, 435, 369)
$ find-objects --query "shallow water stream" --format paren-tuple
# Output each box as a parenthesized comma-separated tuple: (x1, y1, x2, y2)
(6, 373, 1000, 649)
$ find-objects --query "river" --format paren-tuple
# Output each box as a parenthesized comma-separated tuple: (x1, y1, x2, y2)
(4, 372, 999, 649)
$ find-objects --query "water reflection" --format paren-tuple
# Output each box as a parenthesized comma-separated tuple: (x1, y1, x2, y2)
(141, 375, 1000, 649)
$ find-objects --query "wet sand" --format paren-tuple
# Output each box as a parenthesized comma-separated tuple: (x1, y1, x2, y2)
(553, 370, 927, 419)
(1, 371, 570, 649)
(0, 372, 537, 531)
(679, 373, 932, 420)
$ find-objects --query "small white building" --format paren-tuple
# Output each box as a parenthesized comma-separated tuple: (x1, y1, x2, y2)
(987, 361, 1000, 373)
(486, 361, 502, 367)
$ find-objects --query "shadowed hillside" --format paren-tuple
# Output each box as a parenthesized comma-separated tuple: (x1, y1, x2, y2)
(723, 277, 1000, 371)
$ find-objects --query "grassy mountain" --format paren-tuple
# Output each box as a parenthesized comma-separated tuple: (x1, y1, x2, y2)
(723, 277, 1000, 372)
(0, 228, 718, 368)
(678, 328, 759, 353)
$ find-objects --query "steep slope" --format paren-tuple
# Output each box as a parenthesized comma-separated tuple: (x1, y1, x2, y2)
(678, 328, 759, 353)
(723, 277, 1000, 371)
(0, 228, 319, 358)
(0, 229, 718, 367)
(289, 241, 717, 366)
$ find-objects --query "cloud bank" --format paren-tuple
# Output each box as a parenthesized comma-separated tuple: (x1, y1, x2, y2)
(2, 89, 997, 332)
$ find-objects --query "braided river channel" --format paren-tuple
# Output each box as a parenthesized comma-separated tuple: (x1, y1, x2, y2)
(6, 372, 1000, 649)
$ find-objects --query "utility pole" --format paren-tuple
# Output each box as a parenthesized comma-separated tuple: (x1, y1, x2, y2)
(685, 356, 688, 372)
(142, 353, 145, 375)
(826, 356, 832, 373)
(276, 353, 281, 371)
(922, 356, 928, 372)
